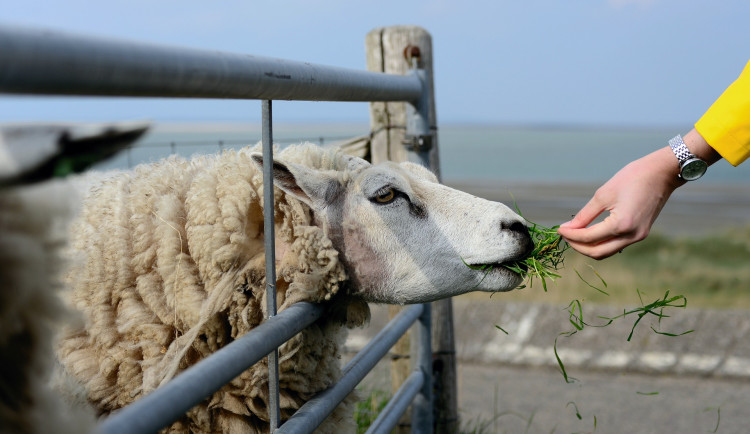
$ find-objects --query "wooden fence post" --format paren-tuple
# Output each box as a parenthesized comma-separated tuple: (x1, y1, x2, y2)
(365, 25, 458, 434)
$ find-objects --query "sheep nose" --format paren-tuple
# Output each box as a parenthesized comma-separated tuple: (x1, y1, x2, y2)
(502, 220, 534, 257)
(501, 220, 529, 237)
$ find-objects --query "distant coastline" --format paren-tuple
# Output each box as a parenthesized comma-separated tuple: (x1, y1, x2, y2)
(83, 121, 750, 237)
(448, 179, 750, 238)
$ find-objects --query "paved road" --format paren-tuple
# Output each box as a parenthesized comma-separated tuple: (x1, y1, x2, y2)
(355, 357, 749, 433)
(458, 363, 748, 434)
(348, 300, 750, 433)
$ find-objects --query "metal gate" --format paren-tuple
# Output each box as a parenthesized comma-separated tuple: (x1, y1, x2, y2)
(0, 25, 436, 433)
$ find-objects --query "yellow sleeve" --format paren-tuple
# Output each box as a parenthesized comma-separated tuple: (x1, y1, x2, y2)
(695, 60, 750, 166)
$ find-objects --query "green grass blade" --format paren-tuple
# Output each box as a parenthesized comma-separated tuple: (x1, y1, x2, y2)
(566, 401, 583, 420)
(574, 269, 610, 296)
(495, 324, 509, 335)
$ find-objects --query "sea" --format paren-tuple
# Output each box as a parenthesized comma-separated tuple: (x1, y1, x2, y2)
(97, 122, 750, 187)
(91, 122, 750, 237)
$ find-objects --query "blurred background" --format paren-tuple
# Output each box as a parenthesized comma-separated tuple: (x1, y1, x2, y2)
(2, 0, 749, 127)
(3, 1, 750, 432)
(3, 0, 750, 233)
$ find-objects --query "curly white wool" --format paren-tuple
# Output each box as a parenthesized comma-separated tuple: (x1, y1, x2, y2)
(57, 143, 368, 433)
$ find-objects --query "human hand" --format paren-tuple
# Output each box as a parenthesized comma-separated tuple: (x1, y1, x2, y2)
(557, 147, 683, 259)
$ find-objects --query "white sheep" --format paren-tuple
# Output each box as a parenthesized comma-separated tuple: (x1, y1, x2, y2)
(0, 180, 96, 434)
(0, 121, 145, 434)
(57, 142, 532, 433)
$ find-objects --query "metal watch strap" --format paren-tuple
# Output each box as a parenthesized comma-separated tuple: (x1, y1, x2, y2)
(669, 134, 709, 181)
(668, 135, 693, 162)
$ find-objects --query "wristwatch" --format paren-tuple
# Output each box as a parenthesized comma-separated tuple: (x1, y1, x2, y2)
(668, 135, 707, 181)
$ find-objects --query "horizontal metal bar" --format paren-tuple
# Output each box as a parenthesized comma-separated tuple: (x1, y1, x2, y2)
(276, 304, 424, 433)
(0, 25, 423, 102)
(365, 370, 425, 434)
(96, 301, 325, 434)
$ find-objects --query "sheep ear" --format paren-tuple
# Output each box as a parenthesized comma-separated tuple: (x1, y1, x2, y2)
(251, 153, 340, 209)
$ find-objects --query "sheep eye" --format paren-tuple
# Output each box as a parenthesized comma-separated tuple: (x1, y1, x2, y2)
(373, 188, 396, 204)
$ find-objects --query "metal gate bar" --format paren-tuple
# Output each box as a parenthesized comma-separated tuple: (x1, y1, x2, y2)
(365, 371, 423, 434)
(367, 302, 433, 434)
(0, 26, 422, 102)
(261, 99, 282, 431)
(412, 299, 433, 433)
(95, 302, 325, 434)
(276, 304, 425, 433)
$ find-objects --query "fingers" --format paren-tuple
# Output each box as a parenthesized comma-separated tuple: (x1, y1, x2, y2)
(556, 197, 620, 260)
(560, 196, 607, 230)
(559, 217, 622, 245)
(563, 234, 634, 260)
(556, 148, 680, 260)
(558, 212, 645, 259)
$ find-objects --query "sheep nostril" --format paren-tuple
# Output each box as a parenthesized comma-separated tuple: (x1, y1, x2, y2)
(508, 221, 529, 236)
(502, 220, 529, 236)
(502, 221, 533, 256)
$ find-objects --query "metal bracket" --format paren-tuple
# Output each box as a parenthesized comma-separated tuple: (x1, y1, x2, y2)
(402, 134, 433, 152)
(404, 67, 433, 166)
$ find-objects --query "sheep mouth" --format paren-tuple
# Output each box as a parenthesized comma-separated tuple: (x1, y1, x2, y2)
(466, 249, 531, 278)
(469, 260, 527, 275)
(503, 261, 528, 273)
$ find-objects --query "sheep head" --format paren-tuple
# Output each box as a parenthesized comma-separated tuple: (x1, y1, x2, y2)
(251, 153, 533, 305)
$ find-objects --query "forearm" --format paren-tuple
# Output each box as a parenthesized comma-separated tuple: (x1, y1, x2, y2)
(557, 129, 723, 260)
(559, 59, 748, 260)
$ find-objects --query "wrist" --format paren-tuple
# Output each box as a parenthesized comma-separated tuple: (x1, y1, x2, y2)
(648, 147, 686, 190)
(683, 128, 721, 165)
(669, 134, 708, 181)
(665, 128, 720, 183)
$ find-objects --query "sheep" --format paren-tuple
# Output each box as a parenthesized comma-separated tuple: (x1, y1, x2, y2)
(0, 180, 96, 434)
(0, 122, 147, 433)
(56, 142, 532, 433)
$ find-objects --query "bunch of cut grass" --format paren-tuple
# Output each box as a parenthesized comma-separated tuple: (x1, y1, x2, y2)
(503, 219, 568, 292)
(461, 214, 567, 291)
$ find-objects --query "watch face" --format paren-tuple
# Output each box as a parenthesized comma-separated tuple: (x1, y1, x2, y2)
(681, 158, 708, 181)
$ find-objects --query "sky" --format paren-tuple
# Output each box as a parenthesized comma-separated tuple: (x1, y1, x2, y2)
(0, 0, 748, 127)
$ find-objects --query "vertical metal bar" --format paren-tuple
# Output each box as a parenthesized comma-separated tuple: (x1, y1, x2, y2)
(261, 99, 281, 430)
(277, 305, 423, 434)
(404, 68, 435, 432)
(404, 68, 432, 168)
(411, 303, 433, 433)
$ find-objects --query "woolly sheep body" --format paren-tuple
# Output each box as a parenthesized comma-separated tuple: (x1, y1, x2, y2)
(57, 143, 365, 433)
